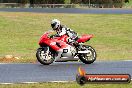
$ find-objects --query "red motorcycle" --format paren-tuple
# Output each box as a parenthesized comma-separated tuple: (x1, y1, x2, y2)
(36, 31, 97, 65)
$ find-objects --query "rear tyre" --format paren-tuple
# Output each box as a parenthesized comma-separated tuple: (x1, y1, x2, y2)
(78, 45, 97, 64)
(36, 47, 55, 65)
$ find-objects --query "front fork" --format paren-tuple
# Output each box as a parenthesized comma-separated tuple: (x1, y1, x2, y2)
(54, 50, 63, 61)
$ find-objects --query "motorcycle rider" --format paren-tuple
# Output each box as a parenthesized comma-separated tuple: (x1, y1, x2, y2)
(51, 19, 79, 47)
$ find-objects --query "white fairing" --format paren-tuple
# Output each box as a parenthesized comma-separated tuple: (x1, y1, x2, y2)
(55, 45, 78, 61)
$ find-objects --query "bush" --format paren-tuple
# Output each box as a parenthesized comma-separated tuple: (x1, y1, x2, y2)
(1, 0, 28, 3)
(71, 0, 125, 7)
(1, 0, 125, 8)
(32, 0, 64, 4)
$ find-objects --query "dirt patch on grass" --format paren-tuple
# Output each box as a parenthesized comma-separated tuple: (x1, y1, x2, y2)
(0, 55, 19, 63)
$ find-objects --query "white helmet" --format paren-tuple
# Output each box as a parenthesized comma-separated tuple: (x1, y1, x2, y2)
(51, 19, 61, 30)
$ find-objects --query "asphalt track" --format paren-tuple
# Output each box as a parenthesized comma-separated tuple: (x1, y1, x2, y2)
(0, 8, 132, 14)
(0, 61, 132, 84)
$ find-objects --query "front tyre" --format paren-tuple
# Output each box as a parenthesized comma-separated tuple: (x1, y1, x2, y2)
(78, 45, 97, 64)
(36, 47, 55, 65)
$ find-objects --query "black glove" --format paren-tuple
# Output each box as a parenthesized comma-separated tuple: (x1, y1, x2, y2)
(50, 34, 59, 38)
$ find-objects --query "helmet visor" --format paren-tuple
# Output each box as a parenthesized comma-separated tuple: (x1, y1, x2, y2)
(51, 22, 57, 29)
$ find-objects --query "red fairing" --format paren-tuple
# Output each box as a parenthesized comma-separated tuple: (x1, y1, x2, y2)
(57, 35, 68, 43)
(77, 34, 93, 43)
(39, 32, 68, 51)
(39, 32, 49, 45)
(39, 32, 93, 51)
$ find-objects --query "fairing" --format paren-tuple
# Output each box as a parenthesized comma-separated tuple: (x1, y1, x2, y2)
(39, 32, 68, 51)
(77, 34, 93, 43)
(39, 32, 93, 51)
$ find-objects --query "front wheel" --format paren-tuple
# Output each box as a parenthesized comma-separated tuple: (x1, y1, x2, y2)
(78, 45, 97, 64)
(36, 47, 55, 65)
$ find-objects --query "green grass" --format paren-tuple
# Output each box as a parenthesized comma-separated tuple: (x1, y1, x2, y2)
(0, 82, 131, 88)
(0, 12, 132, 62)
(124, 0, 132, 7)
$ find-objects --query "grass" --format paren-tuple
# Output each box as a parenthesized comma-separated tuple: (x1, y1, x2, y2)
(0, 82, 132, 88)
(0, 12, 132, 62)
(124, 0, 132, 7)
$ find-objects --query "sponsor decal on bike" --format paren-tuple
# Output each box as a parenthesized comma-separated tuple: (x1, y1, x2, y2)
(50, 42, 56, 45)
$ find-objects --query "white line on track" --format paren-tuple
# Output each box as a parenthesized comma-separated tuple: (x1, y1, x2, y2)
(0, 81, 74, 85)
(0, 79, 131, 85)
(123, 60, 132, 61)
(0, 60, 132, 65)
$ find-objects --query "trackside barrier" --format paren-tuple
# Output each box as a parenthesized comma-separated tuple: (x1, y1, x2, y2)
(0, 3, 132, 8)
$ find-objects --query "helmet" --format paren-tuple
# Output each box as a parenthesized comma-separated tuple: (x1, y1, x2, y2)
(51, 19, 61, 30)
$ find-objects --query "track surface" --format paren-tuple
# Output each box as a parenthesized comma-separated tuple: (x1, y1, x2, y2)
(0, 61, 132, 83)
(0, 8, 132, 14)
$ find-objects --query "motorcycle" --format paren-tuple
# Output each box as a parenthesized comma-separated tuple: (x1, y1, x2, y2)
(36, 31, 97, 65)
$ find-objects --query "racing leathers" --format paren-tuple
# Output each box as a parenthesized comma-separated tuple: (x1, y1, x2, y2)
(55, 25, 79, 47)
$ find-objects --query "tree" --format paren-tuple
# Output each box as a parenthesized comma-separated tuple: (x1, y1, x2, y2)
(125, 0, 129, 3)
(29, 0, 35, 4)
(65, 0, 71, 4)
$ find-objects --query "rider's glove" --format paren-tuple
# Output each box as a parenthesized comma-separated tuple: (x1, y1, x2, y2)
(50, 34, 60, 38)
(67, 38, 74, 43)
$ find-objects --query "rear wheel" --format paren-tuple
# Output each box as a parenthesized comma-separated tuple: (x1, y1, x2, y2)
(36, 47, 55, 65)
(78, 45, 97, 64)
